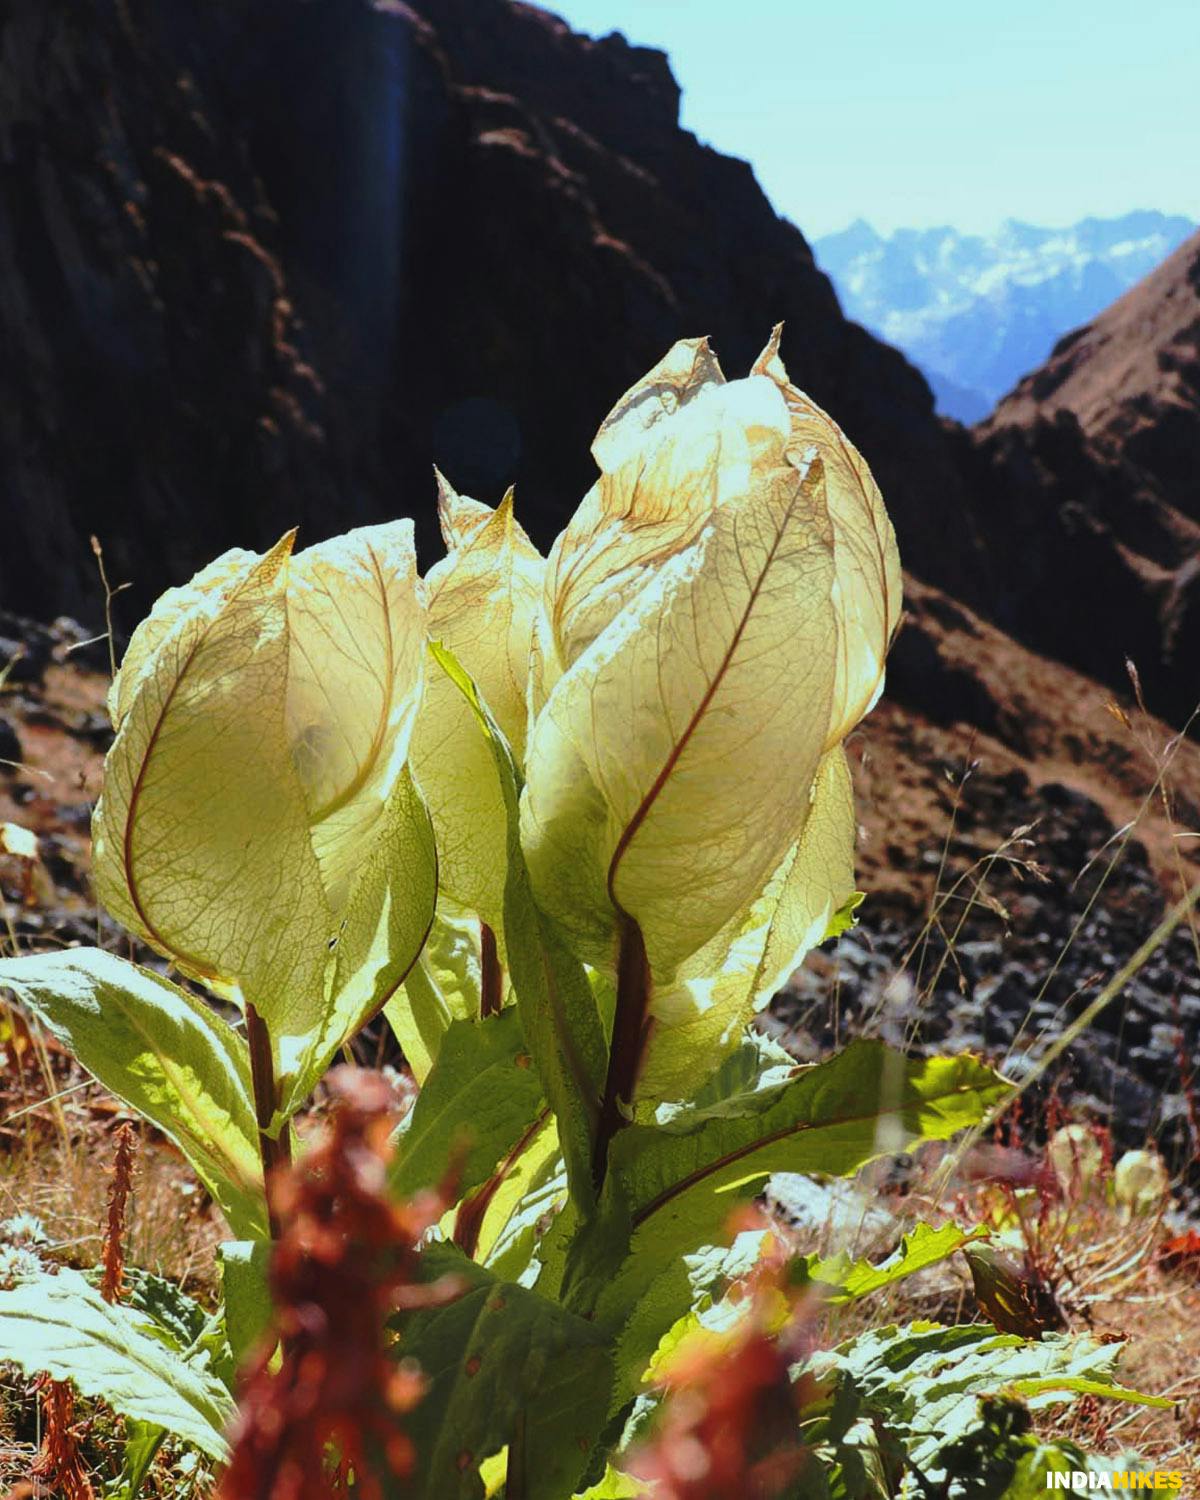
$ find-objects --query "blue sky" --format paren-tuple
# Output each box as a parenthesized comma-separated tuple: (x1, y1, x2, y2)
(542, 0, 1200, 238)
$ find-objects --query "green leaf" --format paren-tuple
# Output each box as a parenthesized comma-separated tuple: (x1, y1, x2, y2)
(220, 1239, 274, 1368)
(1002, 1375, 1169, 1410)
(118, 1267, 235, 1400)
(825, 890, 865, 940)
(476, 1118, 563, 1278)
(659, 1030, 796, 1118)
(399, 1244, 613, 1500)
(806, 1320, 1164, 1482)
(582, 1043, 1009, 1397)
(576, 1467, 645, 1498)
(0, 1268, 234, 1461)
(92, 537, 333, 1039)
(104, 1418, 165, 1499)
(633, 745, 858, 1109)
(0, 949, 266, 1238)
(796, 1222, 988, 1305)
(429, 642, 606, 1212)
(386, 913, 482, 1083)
(411, 486, 545, 934)
(391, 1008, 546, 1203)
(282, 764, 438, 1115)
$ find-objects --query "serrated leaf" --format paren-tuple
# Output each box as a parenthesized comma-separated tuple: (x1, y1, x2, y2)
(576, 1467, 645, 1498)
(429, 643, 606, 1211)
(657, 1031, 796, 1121)
(1002, 1375, 1169, 1410)
(117, 1267, 235, 1426)
(120, 1268, 213, 1356)
(391, 1008, 545, 1204)
(399, 1245, 613, 1500)
(807, 1320, 1163, 1482)
(797, 1222, 988, 1305)
(0, 1269, 233, 1461)
(583, 1044, 1008, 1399)
(0, 949, 266, 1238)
(825, 890, 865, 941)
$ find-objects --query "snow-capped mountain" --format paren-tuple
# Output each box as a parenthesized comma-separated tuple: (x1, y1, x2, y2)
(814, 211, 1196, 422)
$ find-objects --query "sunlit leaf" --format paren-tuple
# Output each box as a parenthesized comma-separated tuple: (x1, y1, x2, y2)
(0, 1269, 233, 1461)
(220, 1240, 273, 1368)
(284, 521, 426, 914)
(574, 1044, 1009, 1397)
(386, 912, 482, 1083)
(754, 325, 902, 746)
(282, 763, 437, 1113)
(796, 1221, 988, 1305)
(410, 483, 543, 934)
(0, 948, 265, 1238)
(639, 746, 856, 1104)
(391, 1008, 545, 1205)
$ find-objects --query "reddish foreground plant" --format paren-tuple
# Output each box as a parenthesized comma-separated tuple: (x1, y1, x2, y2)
(99, 1122, 137, 1305)
(218, 1069, 458, 1500)
(630, 1217, 814, 1500)
(29, 1372, 95, 1500)
(630, 1314, 808, 1500)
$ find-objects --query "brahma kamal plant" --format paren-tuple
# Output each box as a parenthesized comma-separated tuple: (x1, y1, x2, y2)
(0, 333, 1161, 1499)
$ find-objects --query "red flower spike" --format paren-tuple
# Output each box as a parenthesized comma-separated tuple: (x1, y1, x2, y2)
(217, 1068, 461, 1500)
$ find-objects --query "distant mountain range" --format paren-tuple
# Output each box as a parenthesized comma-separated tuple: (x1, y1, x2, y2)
(815, 212, 1196, 421)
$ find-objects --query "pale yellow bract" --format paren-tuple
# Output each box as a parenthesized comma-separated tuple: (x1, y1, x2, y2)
(409, 475, 545, 936)
(91, 522, 432, 1065)
(90, 329, 899, 1111)
(519, 331, 901, 1098)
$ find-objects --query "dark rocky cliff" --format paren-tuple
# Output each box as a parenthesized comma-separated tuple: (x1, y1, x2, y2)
(2, 0, 1198, 728)
(0, 0, 978, 621)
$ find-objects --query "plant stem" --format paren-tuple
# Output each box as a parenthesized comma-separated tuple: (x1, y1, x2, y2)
(480, 921, 503, 1019)
(245, 1002, 288, 1238)
(591, 915, 651, 1192)
(506, 1410, 528, 1500)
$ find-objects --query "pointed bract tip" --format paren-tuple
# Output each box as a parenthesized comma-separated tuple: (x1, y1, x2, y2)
(753, 324, 788, 382)
(253, 529, 298, 586)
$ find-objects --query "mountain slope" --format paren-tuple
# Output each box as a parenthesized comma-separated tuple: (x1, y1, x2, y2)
(987, 228, 1200, 509)
(816, 213, 1195, 421)
(964, 229, 1200, 725)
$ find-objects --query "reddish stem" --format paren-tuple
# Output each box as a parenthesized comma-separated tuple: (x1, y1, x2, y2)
(480, 922, 504, 1020)
(591, 916, 652, 1191)
(246, 1003, 288, 1238)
